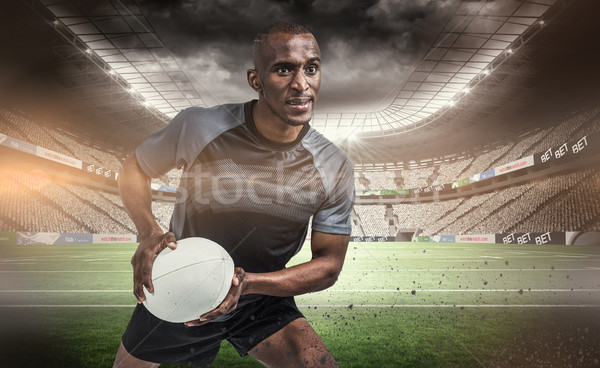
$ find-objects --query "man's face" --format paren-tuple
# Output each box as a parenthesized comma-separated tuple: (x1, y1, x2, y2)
(251, 33, 321, 127)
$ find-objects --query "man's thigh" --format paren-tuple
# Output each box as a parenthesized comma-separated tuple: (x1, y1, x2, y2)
(248, 318, 337, 368)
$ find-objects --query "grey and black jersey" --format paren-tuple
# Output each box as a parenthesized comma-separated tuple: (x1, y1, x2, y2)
(136, 100, 354, 276)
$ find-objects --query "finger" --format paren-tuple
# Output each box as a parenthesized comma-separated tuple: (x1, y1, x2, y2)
(163, 232, 178, 250)
(184, 308, 222, 327)
(185, 319, 208, 327)
(133, 282, 146, 303)
(232, 267, 245, 286)
(141, 264, 154, 294)
(144, 274, 154, 294)
(199, 299, 232, 321)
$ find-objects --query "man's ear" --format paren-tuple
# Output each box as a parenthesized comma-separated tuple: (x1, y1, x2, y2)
(247, 69, 262, 94)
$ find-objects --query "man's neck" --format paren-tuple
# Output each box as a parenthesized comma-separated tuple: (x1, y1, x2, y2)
(252, 100, 305, 143)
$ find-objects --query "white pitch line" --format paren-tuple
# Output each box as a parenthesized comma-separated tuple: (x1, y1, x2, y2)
(1, 268, 599, 274)
(0, 304, 134, 308)
(0, 290, 130, 293)
(299, 304, 600, 308)
(1, 304, 599, 308)
(326, 289, 600, 293)
(0, 288, 598, 293)
(0, 270, 130, 273)
(348, 268, 600, 272)
(82, 259, 111, 262)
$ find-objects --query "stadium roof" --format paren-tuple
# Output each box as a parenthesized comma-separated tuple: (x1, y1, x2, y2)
(40, 0, 207, 119)
(314, 0, 562, 139)
(38, 0, 562, 138)
(3, 0, 600, 161)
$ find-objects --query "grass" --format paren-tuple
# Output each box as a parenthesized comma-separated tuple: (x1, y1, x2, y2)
(0, 242, 599, 367)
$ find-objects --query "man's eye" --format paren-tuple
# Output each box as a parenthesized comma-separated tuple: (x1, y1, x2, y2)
(306, 66, 318, 74)
(277, 67, 290, 74)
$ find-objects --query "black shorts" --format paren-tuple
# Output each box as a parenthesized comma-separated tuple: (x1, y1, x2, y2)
(121, 295, 304, 367)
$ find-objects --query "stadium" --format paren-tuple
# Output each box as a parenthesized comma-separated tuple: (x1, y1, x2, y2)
(1, 0, 599, 367)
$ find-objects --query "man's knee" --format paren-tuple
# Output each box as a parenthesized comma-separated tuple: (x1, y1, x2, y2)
(250, 318, 337, 367)
(113, 342, 159, 368)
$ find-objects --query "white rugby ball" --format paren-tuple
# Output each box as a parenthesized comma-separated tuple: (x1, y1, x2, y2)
(142, 237, 234, 323)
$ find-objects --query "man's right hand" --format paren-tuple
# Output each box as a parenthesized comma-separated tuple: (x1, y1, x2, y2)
(131, 231, 178, 303)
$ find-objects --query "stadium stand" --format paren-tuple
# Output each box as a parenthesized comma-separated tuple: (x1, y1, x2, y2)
(357, 106, 600, 192)
(400, 166, 435, 188)
(152, 201, 176, 232)
(354, 205, 388, 237)
(362, 171, 397, 191)
(433, 158, 473, 185)
(1, 105, 600, 240)
(358, 168, 600, 237)
(0, 169, 88, 233)
(1, 107, 124, 173)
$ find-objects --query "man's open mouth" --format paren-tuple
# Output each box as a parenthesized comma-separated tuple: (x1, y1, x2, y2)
(287, 98, 312, 111)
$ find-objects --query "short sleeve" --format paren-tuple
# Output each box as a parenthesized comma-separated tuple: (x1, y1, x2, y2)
(135, 110, 187, 178)
(311, 157, 355, 235)
(135, 104, 246, 179)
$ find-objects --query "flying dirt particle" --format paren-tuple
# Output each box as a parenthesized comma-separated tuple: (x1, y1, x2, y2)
(483, 281, 488, 285)
(551, 266, 555, 270)
(411, 290, 416, 295)
(423, 249, 426, 253)
(505, 261, 509, 266)
(518, 289, 524, 294)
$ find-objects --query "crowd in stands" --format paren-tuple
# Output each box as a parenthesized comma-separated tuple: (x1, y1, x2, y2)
(0, 108, 124, 173)
(361, 171, 397, 191)
(0, 169, 88, 233)
(1, 105, 600, 239)
(433, 159, 472, 185)
(0, 168, 141, 234)
(154, 169, 183, 188)
(152, 201, 175, 232)
(1, 166, 598, 237)
(399, 166, 435, 188)
(354, 205, 388, 236)
(354, 168, 600, 237)
(525, 108, 599, 156)
(512, 170, 600, 233)
(354, 107, 600, 191)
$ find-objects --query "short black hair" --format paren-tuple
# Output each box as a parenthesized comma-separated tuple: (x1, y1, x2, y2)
(252, 22, 314, 67)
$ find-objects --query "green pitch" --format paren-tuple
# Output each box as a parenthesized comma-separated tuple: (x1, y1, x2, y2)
(1, 242, 599, 367)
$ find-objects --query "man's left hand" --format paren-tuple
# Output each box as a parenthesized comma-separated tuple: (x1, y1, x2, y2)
(185, 267, 246, 327)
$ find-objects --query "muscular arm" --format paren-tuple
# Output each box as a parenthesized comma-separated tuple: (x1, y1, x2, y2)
(188, 230, 349, 325)
(242, 231, 349, 296)
(118, 154, 177, 302)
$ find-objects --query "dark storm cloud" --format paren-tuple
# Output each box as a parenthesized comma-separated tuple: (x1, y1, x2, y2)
(136, 0, 460, 109)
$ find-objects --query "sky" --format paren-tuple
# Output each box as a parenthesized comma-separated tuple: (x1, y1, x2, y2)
(136, 0, 461, 112)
